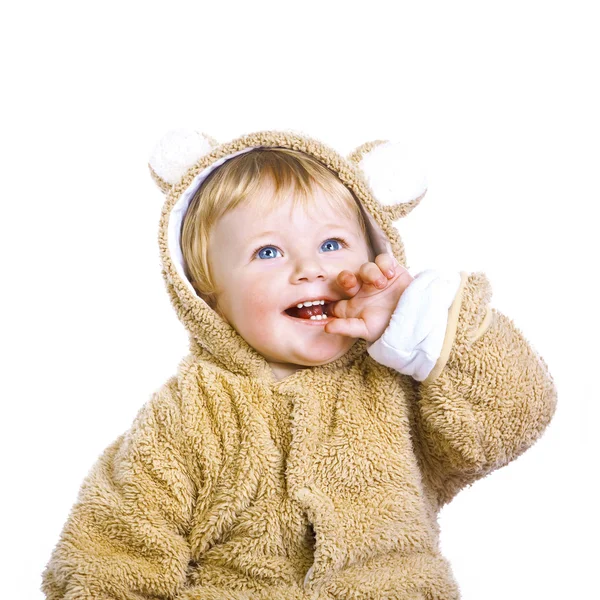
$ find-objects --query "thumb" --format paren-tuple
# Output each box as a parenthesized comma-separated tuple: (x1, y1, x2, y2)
(324, 317, 368, 339)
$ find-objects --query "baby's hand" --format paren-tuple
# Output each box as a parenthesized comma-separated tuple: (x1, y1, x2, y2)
(325, 253, 414, 343)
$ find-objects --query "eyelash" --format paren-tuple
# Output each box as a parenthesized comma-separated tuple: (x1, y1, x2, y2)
(251, 237, 350, 259)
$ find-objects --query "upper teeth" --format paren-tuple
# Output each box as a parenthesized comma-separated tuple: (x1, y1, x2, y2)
(296, 299, 326, 308)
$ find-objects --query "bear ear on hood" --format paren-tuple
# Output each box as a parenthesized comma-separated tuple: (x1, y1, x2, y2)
(148, 129, 220, 194)
(348, 140, 428, 221)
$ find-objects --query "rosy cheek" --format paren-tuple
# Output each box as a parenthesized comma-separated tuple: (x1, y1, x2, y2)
(251, 298, 275, 320)
(245, 300, 278, 346)
(240, 287, 275, 319)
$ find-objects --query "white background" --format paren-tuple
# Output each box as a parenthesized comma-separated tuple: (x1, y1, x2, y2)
(1, 1, 598, 598)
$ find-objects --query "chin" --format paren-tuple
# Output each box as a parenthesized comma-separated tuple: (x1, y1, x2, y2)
(294, 341, 357, 367)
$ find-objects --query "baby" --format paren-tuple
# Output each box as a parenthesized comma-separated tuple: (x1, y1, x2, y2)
(180, 146, 414, 382)
(42, 129, 558, 600)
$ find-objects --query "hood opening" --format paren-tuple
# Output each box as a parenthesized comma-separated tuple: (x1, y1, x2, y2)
(167, 148, 395, 306)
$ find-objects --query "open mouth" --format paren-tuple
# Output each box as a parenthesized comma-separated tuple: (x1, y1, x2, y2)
(284, 301, 334, 320)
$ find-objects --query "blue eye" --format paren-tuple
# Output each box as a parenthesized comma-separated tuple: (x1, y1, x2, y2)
(321, 238, 344, 252)
(252, 237, 349, 260)
(256, 246, 282, 260)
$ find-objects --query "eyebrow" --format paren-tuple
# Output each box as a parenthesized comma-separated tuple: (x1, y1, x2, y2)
(246, 224, 349, 244)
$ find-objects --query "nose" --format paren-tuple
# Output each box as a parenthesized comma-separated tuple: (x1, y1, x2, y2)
(291, 256, 329, 283)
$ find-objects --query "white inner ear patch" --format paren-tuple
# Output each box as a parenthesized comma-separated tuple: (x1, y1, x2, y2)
(358, 141, 427, 207)
(150, 129, 216, 185)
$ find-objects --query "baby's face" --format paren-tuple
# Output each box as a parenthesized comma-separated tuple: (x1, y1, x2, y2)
(207, 180, 373, 379)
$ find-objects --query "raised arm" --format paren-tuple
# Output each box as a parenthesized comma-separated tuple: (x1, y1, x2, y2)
(368, 270, 558, 509)
(41, 376, 197, 600)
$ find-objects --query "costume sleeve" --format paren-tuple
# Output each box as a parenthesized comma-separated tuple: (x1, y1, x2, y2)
(368, 270, 558, 509)
(41, 377, 197, 600)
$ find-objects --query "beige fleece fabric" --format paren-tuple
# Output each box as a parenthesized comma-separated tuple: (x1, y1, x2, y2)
(41, 130, 558, 600)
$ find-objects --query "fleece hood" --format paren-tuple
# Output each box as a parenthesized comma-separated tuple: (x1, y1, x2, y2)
(148, 129, 427, 380)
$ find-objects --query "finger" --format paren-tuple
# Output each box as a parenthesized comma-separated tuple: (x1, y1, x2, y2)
(337, 269, 362, 296)
(359, 262, 388, 290)
(328, 296, 349, 319)
(324, 316, 369, 339)
(375, 253, 397, 278)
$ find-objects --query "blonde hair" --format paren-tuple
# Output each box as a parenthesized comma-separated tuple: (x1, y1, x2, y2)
(180, 147, 372, 309)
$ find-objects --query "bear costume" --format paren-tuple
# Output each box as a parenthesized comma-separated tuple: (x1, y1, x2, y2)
(41, 129, 558, 599)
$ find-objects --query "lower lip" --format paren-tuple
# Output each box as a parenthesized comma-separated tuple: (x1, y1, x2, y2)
(282, 312, 333, 326)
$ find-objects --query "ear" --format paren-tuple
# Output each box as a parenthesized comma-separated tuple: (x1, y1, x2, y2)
(148, 128, 220, 193)
(348, 140, 428, 220)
